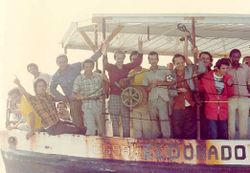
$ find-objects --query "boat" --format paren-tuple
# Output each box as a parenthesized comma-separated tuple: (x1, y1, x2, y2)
(1, 130, 250, 173)
(1, 14, 250, 173)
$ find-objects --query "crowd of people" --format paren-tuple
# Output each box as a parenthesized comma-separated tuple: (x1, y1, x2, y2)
(6, 38, 250, 140)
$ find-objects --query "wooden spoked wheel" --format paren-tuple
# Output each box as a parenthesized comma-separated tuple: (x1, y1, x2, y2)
(121, 86, 147, 109)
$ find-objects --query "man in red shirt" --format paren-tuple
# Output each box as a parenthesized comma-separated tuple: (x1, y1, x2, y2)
(199, 58, 233, 139)
(104, 44, 143, 137)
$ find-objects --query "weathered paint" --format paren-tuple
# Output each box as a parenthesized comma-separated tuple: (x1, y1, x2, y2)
(1, 130, 250, 166)
(3, 150, 250, 173)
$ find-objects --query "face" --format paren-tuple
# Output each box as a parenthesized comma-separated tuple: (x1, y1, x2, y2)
(130, 54, 138, 63)
(27, 66, 39, 76)
(243, 57, 250, 67)
(200, 53, 212, 67)
(57, 103, 67, 113)
(56, 57, 68, 71)
(174, 56, 185, 71)
(115, 53, 125, 64)
(230, 51, 241, 62)
(217, 64, 229, 76)
(148, 54, 159, 67)
(167, 63, 174, 70)
(35, 81, 47, 95)
(83, 62, 94, 73)
(9, 93, 21, 104)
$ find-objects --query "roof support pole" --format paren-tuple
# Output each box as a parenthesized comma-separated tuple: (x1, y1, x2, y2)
(101, 18, 107, 134)
(191, 17, 198, 63)
(102, 18, 106, 41)
(64, 47, 67, 55)
(102, 18, 106, 72)
(94, 24, 99, 70)
(191, 17, 201, 140)
(184, 33, 189, 60)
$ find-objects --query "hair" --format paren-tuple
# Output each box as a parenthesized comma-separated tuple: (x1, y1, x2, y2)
(229, 49, 241, 58)
(56, 54, 68, 63)
(114, 50, 125, 60)
(27, 63, 38, 71)
(57, 101, 67, 108)
(95, 69, 102, 74)
(8, 88, 21, 97)
(82, 59, 95, 67)
(148, 51, 159, 60)
(243, 56, 250, 62)
(129, 50, 139, 61)
(33, 78, 47, 92)
(199, 51, 213, 62)
(214, 58, 231, 69)
(172, 53, 185, 63)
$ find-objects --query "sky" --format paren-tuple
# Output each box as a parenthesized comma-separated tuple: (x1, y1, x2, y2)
(0, 0, 250, 120)
(1, 0, 250, 172)
(1, 0, 250, 128)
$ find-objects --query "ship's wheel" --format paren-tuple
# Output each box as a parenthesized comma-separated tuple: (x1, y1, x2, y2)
(121, 87, 142, 109)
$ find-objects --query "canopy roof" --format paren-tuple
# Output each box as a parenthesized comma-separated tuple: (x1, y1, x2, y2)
(61, 14, 250, 57)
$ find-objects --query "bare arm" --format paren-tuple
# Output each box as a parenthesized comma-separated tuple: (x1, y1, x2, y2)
(247, 65, 250, 93)
(14, 77, 31, 100)
(184, 32, 193, 65)
(50, 76, 67, 101)
(103, 54, 109, 68)
(72, 92, 83, 100)
(157, 80, 173, 86)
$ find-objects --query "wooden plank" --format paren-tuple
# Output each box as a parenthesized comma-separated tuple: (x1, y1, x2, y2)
(105, 25, 124, 44)
(78, 29, 96, 52)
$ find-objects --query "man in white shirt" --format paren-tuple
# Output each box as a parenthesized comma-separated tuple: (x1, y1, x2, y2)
(143, 51, 173, 138)
(27, 63, 52, 89)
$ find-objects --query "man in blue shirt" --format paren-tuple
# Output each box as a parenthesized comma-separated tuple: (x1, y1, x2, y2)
(50, 50, 103, 131)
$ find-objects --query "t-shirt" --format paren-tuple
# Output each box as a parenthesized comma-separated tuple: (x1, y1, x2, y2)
(213, 73, 224, 95)
(128, 68, 148, 85)
(143, 66, 171, 102)
(18, 96, 43, 130)
(105, 54, 142, 95)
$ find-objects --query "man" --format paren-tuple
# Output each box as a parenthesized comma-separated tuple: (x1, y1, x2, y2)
(104, 45, 142, 137)
(197, 51, 213, 139)
(50, 50, 103, 131)
(72, 59, 106, 136)
(7, 88, 31, 131)
(7, 88, 43, 136)
(243, 56, 250, 138)
(198, 51, 213, 71)
(243, 56, 250, 67)
(199, 58, 233, 139)
(143, 51, 173, 138)
(228, 49, 250, 139)
(128, 51, 151, 139)
(27, 63, 51, 89)
(170, 53, 206, 139)
(14, 78, 82, 137)
(56, 101, 71, 121)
